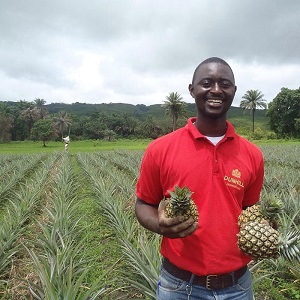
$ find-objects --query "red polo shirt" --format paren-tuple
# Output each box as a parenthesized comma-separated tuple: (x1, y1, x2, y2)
(136, 118, 264, 275)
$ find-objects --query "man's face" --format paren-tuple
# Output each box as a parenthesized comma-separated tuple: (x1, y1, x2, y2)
(189, 62, 237, 120)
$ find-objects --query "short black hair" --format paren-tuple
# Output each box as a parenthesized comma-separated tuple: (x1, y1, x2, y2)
(191, 57, 235, 84)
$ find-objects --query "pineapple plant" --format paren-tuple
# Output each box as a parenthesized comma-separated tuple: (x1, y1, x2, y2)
(237, 195, 300, 262)
(165, 185, 198, 222)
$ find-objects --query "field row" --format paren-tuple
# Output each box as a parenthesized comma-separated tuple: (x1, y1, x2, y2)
(0, 144, 299, 299)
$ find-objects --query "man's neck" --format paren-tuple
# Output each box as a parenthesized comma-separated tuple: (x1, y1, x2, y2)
(194, 117, 227, 137)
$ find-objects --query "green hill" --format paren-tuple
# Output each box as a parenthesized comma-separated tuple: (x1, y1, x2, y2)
(2, 100, 270, 134)
(44, 102, 269, 131)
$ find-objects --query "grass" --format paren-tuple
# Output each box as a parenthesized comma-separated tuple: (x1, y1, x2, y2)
(0, 139, 152, 154)
(254, 139, 300, 146)
(1, 138, 299, 155)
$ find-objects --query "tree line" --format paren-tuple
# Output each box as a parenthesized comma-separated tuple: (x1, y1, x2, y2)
(0, 87, 299, 145)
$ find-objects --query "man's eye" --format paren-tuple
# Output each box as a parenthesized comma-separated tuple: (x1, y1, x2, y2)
(200, 81, 212, 87)
(220, 81, 232, 88)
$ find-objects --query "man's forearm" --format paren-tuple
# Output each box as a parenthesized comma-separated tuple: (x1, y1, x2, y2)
(135, 198, 161, 234)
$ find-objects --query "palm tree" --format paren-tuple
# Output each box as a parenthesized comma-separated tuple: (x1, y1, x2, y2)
(34, 98, 47, 119)
(240, 90, 267, 133)
(142, 115, 162, 139)
(52, 111, 72, 140)
(103, 129, 116, 141)
(20, 107, 40, 139)
(162, 92, 187, 131)
(0, 102, 12, 116)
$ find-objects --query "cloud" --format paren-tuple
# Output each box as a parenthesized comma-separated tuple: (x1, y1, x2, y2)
(0, 0, 300, 106)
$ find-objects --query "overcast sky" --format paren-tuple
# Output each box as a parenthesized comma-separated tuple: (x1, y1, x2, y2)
(1, 0, 300, 107)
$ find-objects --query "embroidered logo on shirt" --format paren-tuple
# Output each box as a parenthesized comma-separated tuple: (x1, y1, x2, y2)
(232, 169, 241, 178)
(224, 169, 244, 190)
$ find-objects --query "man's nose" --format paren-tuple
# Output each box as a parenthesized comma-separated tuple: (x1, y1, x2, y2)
(211, 83, 221, 93)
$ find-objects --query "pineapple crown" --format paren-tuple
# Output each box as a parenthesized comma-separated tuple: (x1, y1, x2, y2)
(168, 185, 193, 211)
(261, 195, 284, 219)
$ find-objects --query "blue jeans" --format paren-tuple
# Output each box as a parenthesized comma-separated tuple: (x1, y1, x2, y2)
(157, 265, 254, 300)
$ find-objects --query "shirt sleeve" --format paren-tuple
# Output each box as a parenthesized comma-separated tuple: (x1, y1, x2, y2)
(136, 148, 164, 205)
(242, 154, 264, 207)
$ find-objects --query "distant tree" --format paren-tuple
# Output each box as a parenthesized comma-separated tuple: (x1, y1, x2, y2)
(142, 115, 162, 139)
(162, 92, 187, 131)
(20, 106, 40, 139)
(8, 100, 32, 140)
(98, 111, 110, 124)
(0, 115, 13, 142)
(16, 100, 32, 110)
(67, 114, 85, 138)
(114, 113, 138, 137)
(103, 129, 116, 141)
(295, 118, 300, 136)
(123, 113, 138, 136)
(240, 90, 267, 133)
(267, 87, 300, 138)
(31, 119, 54, 147)
(52, 111, 72, 140)
(34, 98, 47, 119)
(0, 103, 13, 142)
(0, 102, 12, 116)
(83, 120, 107, 139)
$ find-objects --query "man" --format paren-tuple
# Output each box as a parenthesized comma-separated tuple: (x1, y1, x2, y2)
(135, 57, 264, 299)
(63, 136, 70, 152)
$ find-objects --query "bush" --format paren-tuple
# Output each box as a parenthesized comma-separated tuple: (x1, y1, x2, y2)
(266, 131, 277, 140)
(249, 127, 264, 140)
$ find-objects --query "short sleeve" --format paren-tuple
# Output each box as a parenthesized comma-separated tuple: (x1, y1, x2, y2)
(136, 148, 164, 204)
(242, 155, 264, 207)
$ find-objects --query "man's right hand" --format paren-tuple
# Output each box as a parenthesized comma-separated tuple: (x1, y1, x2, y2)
(157, 200, 198, 239)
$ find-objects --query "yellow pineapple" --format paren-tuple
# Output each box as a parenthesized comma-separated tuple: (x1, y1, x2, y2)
(238, 204, 263, 227)
(237, 195, 284, 259)
(237, 221, 280, 259)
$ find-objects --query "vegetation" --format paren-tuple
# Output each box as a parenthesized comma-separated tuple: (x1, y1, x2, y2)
(0, 97, 273, 145)
(240, 89, 267, 133)
(52, 110, 72, 140)
(0, 143, 299, 299)
(267, 87, 300, 138)
(161, 92, 187, 131)
(3, 86, 299, 143)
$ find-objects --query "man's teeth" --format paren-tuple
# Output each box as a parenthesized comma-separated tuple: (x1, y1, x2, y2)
(207, 99, 222, 104)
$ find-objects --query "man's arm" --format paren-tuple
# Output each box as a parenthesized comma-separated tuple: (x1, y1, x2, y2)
(135, 198, 198, 239)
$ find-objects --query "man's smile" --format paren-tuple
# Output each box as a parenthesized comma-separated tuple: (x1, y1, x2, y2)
(206, 99, 224, 107)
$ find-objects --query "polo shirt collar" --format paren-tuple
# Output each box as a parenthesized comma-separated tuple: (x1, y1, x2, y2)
(187, 117, 236, 140)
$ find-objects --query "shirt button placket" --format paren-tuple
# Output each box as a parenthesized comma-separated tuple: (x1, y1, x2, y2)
(213, 148, 219, 173)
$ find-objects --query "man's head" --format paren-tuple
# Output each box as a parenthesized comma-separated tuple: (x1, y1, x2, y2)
(191, 57, 235, 85)
(189, 57, 237, 120)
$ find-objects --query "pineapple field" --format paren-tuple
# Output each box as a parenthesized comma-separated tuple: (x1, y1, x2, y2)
(0, 144, 299, 299)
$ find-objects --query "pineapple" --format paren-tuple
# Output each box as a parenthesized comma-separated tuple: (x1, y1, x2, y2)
(238, 194, 284, 228)
(237, 195, 284, 260)
(238, 221, 280, 259)
(237, 204, 264, 227)
(165, 185, 198, 222)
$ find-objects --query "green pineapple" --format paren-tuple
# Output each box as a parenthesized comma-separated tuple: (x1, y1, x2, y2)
(165, 185, 198, 222)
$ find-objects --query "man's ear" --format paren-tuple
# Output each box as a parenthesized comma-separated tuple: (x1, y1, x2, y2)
(188, 84, 194, 98)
